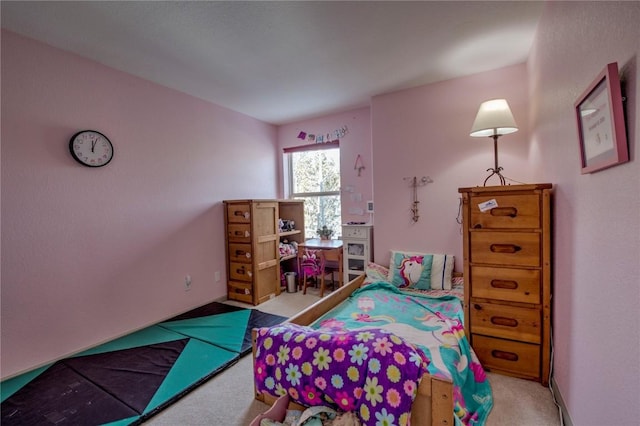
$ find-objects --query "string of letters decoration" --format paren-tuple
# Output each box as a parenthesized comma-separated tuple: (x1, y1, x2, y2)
(297, 125, 348, 144)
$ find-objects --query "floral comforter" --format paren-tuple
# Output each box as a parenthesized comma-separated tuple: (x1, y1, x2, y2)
(254, 282, 493, 425)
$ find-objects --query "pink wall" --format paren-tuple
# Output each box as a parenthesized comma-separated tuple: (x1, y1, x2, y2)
(371, 64, 533, 269)
(1, 31, 278, 379)
(528, 2, 640, 424)
(3, 7, 639, 422)
(277, 107, 373, 228)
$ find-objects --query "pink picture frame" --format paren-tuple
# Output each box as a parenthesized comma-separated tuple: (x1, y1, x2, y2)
(574, 62, 629, 174)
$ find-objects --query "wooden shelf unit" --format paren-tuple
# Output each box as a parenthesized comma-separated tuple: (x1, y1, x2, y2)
(223, 199, 304, 305)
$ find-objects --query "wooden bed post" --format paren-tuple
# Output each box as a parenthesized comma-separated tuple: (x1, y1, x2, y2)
(412, 373, 454, 425)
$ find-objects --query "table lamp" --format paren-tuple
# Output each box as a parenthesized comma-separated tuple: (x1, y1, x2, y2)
(470, 99, 518, 185)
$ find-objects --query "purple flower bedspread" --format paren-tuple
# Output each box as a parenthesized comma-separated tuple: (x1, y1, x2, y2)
(255, 323, 428, 425)
(254, 282, 493, 426)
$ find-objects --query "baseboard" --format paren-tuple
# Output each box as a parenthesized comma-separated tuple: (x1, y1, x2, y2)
(551, 377, 573, 426)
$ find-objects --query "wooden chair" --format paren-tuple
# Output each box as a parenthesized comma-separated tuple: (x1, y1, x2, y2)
(320, 247, 343, 297)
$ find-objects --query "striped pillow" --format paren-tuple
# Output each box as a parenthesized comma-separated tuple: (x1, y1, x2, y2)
(429, 253, 455, 290)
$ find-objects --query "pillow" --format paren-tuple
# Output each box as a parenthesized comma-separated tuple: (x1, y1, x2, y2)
(387, 251, 454, 290)
(363, 261, 389, 284)
(430, 253, 455, 290)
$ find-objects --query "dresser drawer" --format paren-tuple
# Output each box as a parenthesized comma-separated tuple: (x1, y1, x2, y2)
(227, 224, 251, 243)
(228, 243, 252, 263)
(226, 203, 251, 223)
(343, 226, 369, 239)
(472, 335, 540, 379)
(470, 194, 541, 229)
(471, 266, 540, 304)
(471, 232, 540, 267)
(470, 302, 541, 343)
(229, 262, 253, 282)
(227, 281, 253, 304)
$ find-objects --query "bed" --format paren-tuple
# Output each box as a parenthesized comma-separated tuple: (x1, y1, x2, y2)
(251, 259, 493, 425)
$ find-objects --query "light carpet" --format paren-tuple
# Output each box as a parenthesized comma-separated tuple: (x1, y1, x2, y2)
(144, 286, 561, 425)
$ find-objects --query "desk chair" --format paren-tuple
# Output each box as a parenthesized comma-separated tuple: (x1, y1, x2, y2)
(298, 247, 343, 297)
(320, 247, 343, 297)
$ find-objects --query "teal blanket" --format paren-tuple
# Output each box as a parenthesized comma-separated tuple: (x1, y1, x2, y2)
(311, 282, 493, 425)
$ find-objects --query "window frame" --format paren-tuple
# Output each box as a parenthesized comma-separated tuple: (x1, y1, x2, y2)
(284, 143, 341, 237)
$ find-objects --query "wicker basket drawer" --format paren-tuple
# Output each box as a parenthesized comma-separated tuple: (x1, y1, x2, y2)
(227, 224, 251, 243)
(470, 302, 541, 343)
(229, 243, 252, 263)
(472, 335, 540, 379)
(471, 266, 540, 304)
(229, 262, 253, 282)
(470, 194, 541, 229)
(227, 281, 253, 304)
(226, 203, 251, 223)
(470, 232, 540, 267)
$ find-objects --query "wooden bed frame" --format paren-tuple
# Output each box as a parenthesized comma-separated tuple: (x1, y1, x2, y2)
(251, 274, 454, 425)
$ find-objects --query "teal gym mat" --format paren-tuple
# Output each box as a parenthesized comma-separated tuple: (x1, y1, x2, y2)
(1, 302, 286, 425)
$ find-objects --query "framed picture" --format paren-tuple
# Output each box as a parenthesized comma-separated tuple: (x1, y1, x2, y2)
(574, 62, 629, 174)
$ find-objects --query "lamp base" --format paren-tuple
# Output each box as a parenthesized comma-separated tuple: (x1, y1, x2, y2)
(483, 167, 506, 186)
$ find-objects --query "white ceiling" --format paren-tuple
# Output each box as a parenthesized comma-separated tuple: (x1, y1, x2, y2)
(1, 1, 544, 125)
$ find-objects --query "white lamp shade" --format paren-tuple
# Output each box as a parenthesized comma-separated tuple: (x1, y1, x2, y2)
(470, 99, 519, 137)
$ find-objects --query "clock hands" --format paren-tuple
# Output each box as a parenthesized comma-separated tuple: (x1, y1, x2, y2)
(91, 138, 97, 153)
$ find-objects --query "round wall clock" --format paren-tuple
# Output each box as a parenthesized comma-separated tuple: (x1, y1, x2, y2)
(69, 130, 114, 167)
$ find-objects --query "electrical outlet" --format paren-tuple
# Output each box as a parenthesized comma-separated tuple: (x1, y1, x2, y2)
(185, 275, 192, 291)
(214, 271, 221, 282)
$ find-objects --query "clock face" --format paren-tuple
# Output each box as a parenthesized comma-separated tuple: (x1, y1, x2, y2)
(69, 130, 114, 167)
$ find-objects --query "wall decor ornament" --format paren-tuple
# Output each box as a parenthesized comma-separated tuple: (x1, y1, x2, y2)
(574, 62, 629, 174)
(354, 154, 365, 176)
(403, 176, 433, 223)
(297, 125, 348, 144)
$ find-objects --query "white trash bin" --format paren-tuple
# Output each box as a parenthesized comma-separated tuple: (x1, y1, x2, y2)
(285, 272, 297, 293)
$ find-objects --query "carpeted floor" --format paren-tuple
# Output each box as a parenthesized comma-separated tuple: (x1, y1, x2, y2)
(145, 286, 562, 425)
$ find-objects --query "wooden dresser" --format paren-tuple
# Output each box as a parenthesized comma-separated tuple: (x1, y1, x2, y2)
(458, 184, 552, 386)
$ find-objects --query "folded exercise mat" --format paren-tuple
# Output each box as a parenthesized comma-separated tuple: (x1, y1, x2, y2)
(1, 302, 286, 425)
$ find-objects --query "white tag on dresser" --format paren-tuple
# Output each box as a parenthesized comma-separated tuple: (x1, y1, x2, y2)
(478, 198, 498, 212)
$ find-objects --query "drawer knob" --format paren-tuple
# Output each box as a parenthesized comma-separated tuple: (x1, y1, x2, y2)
(474, 304, 483, 310)
(491, 316, 519, 327)
(490, 244, 522, 253)
(491, 350, 519, 362)
(234, 210, 250, 219)
(490, 207, 518, 218)
(236, 267, 246, 274)
(235, 249, 246, 256)
(491, 279, 518, 290)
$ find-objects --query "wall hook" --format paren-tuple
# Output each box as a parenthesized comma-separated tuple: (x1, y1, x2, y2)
(354, 154, 365, 177)
(403, 176, 433, 222)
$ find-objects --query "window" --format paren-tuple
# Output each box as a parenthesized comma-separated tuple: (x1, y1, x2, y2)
(287, 144, 341, 239)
